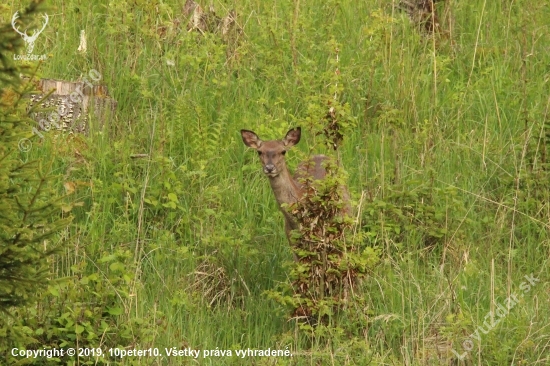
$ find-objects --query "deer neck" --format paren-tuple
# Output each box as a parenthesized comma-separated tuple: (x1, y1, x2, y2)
(268, 165, 301, 214)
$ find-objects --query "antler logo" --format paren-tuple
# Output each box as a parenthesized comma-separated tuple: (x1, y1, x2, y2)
(11, 11, 49, 54)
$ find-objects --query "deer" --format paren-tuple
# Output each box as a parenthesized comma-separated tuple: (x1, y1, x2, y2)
(240, 127, 350, 247)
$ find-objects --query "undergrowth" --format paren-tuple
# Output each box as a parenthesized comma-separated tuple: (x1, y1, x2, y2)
(1, 0, 549, 364)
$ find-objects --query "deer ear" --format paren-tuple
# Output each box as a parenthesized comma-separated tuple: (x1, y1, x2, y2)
(283, 127, 301, 147)
(241, 130, 262, 149)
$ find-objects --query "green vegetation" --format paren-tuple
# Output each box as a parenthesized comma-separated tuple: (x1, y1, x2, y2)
(1, 0, 549, 364)
(0, 0, 71, 352)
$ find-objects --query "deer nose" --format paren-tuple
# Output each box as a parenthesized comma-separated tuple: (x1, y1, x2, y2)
(264, 164, 276, 174)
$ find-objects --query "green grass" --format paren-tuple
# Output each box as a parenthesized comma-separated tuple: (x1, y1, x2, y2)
(3, 0, 550, 364)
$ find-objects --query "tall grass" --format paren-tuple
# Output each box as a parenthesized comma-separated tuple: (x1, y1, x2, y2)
(4, 0, 549, 364)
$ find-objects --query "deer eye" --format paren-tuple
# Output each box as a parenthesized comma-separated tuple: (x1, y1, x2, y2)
(257, 151, 262, 156)
(282, 151, 286, 155)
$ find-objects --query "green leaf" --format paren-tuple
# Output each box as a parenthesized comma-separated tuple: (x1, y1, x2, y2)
(98, 254, 117, 263)
(48, 286, 60, 297)
(167, 193, 179, 202)
(109, 262, 125, 272)
(163, 201, 177, 209)
(107, 307, 123, 316)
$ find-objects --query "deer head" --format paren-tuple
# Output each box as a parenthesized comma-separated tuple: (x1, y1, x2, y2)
(240, 127, 301, 178)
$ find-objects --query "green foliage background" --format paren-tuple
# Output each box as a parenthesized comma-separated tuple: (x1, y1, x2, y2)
(1, 0, 549, 364)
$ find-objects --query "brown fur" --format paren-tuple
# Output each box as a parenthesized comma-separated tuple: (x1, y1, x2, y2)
(241, 127, 350, 244)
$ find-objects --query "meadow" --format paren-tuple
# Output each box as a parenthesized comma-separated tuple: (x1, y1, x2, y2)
(1, 0, 549, 364)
